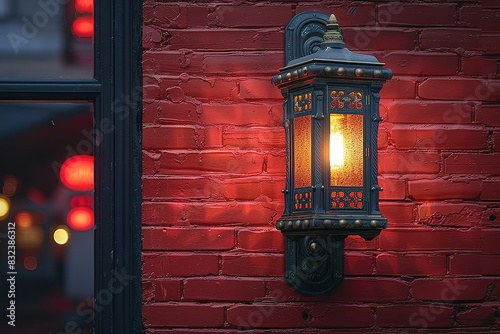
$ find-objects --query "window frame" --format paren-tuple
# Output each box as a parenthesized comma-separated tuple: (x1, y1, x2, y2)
(0, 1, 143, 333)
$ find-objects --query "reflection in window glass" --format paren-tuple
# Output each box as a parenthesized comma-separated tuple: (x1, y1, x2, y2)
(0, 0, 93, 78)
(0, 102, 93, 334)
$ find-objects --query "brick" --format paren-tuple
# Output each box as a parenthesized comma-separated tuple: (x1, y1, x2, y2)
(186, 5, 210, 28)
(144, 331, 242, 334)
(143, 151, 160, 175)
(204, 127, 224, 148)
(152, 279, 181, 301)
(379, 151, 442, 174)
(207, 5, 292, 28)
(143, 304, 224, 327)
(378, 128, 389, 149)
(144, 126, 222, 150)
(445, 154, 500, 175)
(168, 29, 284, 51)
(482, 34, 500, 55)
(204, 52, 283, 75)
(481, 180, 500, 200)
(238, 229, 284, 252)
(296, 5, 376, 26)
(142, 201, 284, 226)
(383, 100, 473, 124)
(391, 126, 488, 150)
(268, 277, 409, 302)
(143, 5, 154, 24)
(495, 133, 500, 153)
(482, 9, 500, 32)
(143, 84, 162, 102)
(458, 6, 481, 28)
(179, 78, 237, 100)
(240, 79, 283, 100)
(143, 26, 164, 49)
(377, 305, 454, 328)
(418, 78, 500, 101)
(222, 177, 283, 201)
(142, 177, 214, 200)
(200, 103, 281, 126)
(378, 3, 456, 26)
(380, 228, 481, 251)
(449, 253, 500, 275)
(417, 202, 485, 227)
(143, 51, 204, 75)
(411, 278, 493, 301)
(223, 127, 285, 149)
(264, 152, 286, 174)
(378, 177, 406, 200)
(449, 254, 482, 275)
(309, 305, 374, 328)
(375, 253, 446, 276)
(482, 207, 500, 227)
(142, 102, 157, 124)
(142, 253, 218, 277)
(475, 104, 500, 126)
(408, 179, 482, 200)
(344, 253, 373, 275)
(226, 305, 307, 328)
(462, 56, 498, 77)
(484, 0, 500, 8)
(457, 306, 497, 327)
(419, 28, 482, 51)
(221, 253, 284, 276)
(154, 101, 199, 125)
(383, 52, 457, 76)
(482, 255, 500, 274)
(142, 227, 235, 251)
(183, 278, 266, 301)
(343, 28, 417, 51)
(482, 229, 500, 254)
(379, 202, 415, 226)
(143, 280, 154, 302)
(380, 77, 416, 99)
(160, 152, 268, 174)
(344, 235, 379, 251)
(150, 4, 186, 28)
(163, 85, 185, 103)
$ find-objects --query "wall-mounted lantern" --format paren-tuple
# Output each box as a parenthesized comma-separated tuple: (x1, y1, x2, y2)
(272, 11, 392, 294)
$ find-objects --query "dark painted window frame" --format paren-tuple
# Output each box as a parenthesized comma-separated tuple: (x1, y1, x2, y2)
(0, 0, 142, 333)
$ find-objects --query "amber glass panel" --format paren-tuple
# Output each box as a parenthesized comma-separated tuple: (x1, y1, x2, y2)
(330, 113, 363, 186)
(293, 116, 312, 188)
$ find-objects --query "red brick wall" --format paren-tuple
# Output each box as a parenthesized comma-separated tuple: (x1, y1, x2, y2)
(142, 1, 500, 332)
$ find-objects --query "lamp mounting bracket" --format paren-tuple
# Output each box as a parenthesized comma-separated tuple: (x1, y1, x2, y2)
(285, 11, 329, 65)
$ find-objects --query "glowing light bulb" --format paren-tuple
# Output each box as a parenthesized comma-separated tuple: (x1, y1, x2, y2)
(330, 131, 345, 168)
(330, 115, 345, 169)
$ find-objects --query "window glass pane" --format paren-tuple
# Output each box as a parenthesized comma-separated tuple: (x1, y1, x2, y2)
(293, 115, 312, 188)
(0, 0, 93, 79)
(330, 113, 363, 187)
(0, 102, 93, 333)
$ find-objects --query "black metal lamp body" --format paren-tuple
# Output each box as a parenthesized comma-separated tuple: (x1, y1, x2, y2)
(272, 11, 392, 295)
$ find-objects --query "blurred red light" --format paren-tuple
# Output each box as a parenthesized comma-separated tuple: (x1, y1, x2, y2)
(72, 17, 94, 38)
(67, 207, 94, 231)
(70, 195, 93, 208)
(60, 155, 94, 191)
(75, 0, 94, 13)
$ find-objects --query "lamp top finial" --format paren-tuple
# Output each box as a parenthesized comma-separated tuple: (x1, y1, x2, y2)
(321, 13, 345, 49)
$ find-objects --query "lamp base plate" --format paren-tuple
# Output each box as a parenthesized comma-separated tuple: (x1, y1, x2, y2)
(284, 235, 344, 295)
